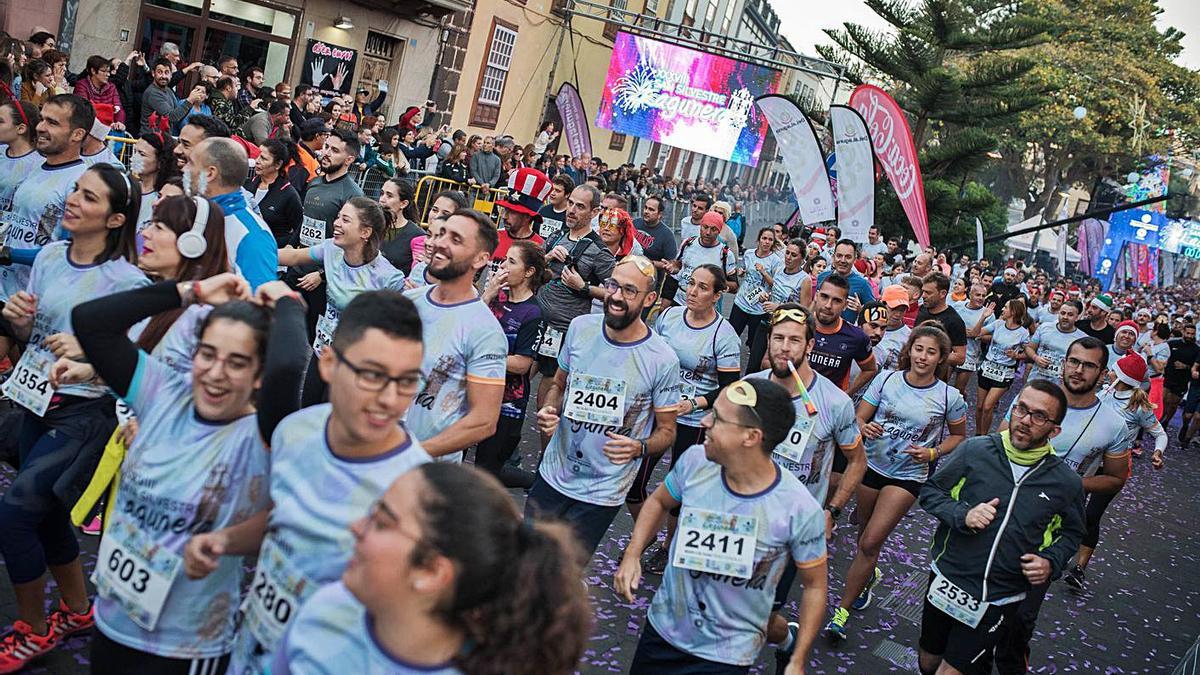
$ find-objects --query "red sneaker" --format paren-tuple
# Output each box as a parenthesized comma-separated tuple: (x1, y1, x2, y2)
(0, 621, 60, 673)
(47, 600, 94, 638)
(80, 515, 102, 536)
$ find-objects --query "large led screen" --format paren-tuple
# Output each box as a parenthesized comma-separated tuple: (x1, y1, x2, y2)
(597, 32, 781, 167)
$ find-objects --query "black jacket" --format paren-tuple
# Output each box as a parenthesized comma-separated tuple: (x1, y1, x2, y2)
(919, 433, 1086, 602)
(245, 174, 303, 246)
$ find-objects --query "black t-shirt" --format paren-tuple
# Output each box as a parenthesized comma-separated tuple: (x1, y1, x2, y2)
(986, 281, 1023, 310)
(537, 204, 567, 240)
(380, 221, 427, 276)
(916, 304, 968, 347)
(1162, 338, 1200, 393)
(1075, 319, 1115, 345)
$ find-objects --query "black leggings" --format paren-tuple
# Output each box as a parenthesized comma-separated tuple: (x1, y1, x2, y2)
(625, 423, 704, 505)
(728, 305, 766, 351)
(91, 628, 231, 675)
(1082, 489, 1118, 549)
(474, 414, 536, 489)
(747, 318, 771, 374)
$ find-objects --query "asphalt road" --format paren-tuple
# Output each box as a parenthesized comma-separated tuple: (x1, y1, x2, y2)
(3, 370, 1199, 674)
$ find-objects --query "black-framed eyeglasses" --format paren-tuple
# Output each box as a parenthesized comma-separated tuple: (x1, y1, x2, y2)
(1011, 402, 1054, 427)
(601, 277, 645, 299)
(333, 347, 425, 394)
(1063, 356, 1101, 373)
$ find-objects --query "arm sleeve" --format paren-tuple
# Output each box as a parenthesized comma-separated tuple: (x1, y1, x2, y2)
(9, 248, 41, 266)
(834, 399, 862, 447)
(513, 315, 541, 358)
(695, 369, 741, 408)
(918, 442, 977, 534)
(72, 281, 182, 398)
(466, 323, 508, 385)
(862, 370, 886, 407)
(257, 296, 309, 442)
(653, 349, 683, 413)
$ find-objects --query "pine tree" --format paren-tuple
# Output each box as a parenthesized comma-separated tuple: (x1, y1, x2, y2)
(817, 0, 1056, 247)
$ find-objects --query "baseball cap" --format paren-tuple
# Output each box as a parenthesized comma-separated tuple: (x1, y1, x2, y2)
(881, 285, 909, 308)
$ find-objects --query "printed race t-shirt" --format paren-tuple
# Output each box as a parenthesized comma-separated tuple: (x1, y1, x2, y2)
(227, 404, 430, 673)
(981, 319, 1029, 367)
(405, 287, 508, 463)
(0, 148, 43, 215)
(809, 318, 873, 390)
(862, 370, 967, 482)
(272, 582, 462, 675)
(310, 242, 406, 354)
(93, 353, 270, 659)
(950, 300, 987, 370)
(1027, 323, 1087, 382)
(765, 268, 807, 307)
(674, 238, 736, 305)
(875, 325, 911, 372)
(491, 296, 542, 419)
(1, 159, 88, 299)
(747, 369, 859, 504)
(656, 307, 741, 427)
(648, 448, 825, 666)
(539, 313, 681, 506)
(732, 249, 783, 315)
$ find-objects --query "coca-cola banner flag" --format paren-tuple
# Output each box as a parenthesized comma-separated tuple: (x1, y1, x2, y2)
(556, 83, 592, 158)
(756, 95, 834, 225)
(829, 105, 875, 243)
(848, 84, 929, 249)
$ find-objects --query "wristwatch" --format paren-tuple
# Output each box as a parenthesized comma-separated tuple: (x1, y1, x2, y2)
(638, 440, 648, 458)
(827, 505, 843, 521)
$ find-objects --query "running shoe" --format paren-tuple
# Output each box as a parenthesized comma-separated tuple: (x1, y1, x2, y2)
(81, 515, 102, 536)
(0, 621, 60, 674)
(1063, 565, 1086, 591)
(772, 621, 799, 674)
(642, 541, 671, 576)
(47, 600, 94, 638)
(825, 607, 849, 642)
(851, 567, 882, 610)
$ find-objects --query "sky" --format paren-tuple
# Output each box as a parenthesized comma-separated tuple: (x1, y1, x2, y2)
(773, 0, 1200, 71)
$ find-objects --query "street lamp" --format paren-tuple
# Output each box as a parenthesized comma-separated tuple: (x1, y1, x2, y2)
(334, 16, 354, 29)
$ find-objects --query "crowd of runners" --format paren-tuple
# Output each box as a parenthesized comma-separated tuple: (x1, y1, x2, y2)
(0, 47, 1195, 675)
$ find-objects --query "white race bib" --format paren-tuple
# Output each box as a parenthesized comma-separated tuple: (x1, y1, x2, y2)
(672, 507, 758, 579)
(563, 373, 626, 428)
(115, 399, 134, 427)
(94, 521, 181, 631)
(313, 305, 340, 354)
(243, 540, 310, 649)
(539, 218, 563, 239)
(2, 348, 55, 416)
(927, 571, 989, 628)
(979, 360, 1015, 382)
(772, 412, 815, 467)
(299, 216, 325, 247)
(1042, 357, 1063, 379)
(535, 325, 564, 358)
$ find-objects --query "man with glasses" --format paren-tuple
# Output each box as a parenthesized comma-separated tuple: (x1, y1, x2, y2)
(405, 210, 507, 462)
(182, 291, 433, 674)
(916, 378, 1085, 675)
(745, 303, 865, 668)
(527, 255, 681, 559)
(991, 336, 1127, 674)
(613, 378, 827, 675)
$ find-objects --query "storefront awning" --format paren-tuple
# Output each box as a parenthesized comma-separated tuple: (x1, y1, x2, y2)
(351, 0, 471, 19)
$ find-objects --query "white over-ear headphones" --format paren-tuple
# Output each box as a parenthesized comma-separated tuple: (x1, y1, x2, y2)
(177, 196, 209, 259)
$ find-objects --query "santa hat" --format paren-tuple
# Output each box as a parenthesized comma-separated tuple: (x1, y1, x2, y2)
(90, 117, 111, 142)
(1115, 320, 1139, 339)
(1113, 352, 1146, 388)
(854, 258, 876, 276)
(810, 227, 828, 243)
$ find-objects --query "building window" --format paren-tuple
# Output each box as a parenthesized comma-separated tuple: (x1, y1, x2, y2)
(645, 0, 659, 14)
(604, 0, 629, 40)
(720, 0, 735, 33)
(471, 19, 518, 129)
(609, 132, 626, 151)
(702, 0, 717, 30)
(682, 0, 698, 27)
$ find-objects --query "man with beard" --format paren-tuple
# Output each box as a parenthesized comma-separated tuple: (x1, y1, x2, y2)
(951, 281, 990, 395)
(184, 137, 277, 289)
(667, 211, 738, 307)
(173, 113, 230, 173)
(809, 274, 876, 394)
(1025, 299, 1086, 383)
(916, 272, 968, 368)
(140, 58, 180, 134)
(527, 255, 681, 559)
(0, 95, 91, 300)
(743, 303, 864, 668)
(1031, 288, 1066, 328)
(992, 337, 1127, 674)
(286, 129, 363, 331)
(534, 184, 612, 417)
(986, 266, 1024, 310)
(917, 379, 1085, 675)
(491, 167, 551, 272)
(404, 210, 507, 461)
(1076, 293, 1116, 345)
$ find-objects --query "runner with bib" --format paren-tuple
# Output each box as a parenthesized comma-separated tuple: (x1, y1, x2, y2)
(272, 463, 592, 675)
(950, 282, 988, 396)
(614, 378, 827, 675)
(827, 325, 968, 642)
(665, 210, 737, 308)
(747, 238, 807, 372)
(917, 379, 1085, 675)
(527, 255, 681, 559)
(185, 291, 430, 674)
(631, 264, 742, 575)
(971, 298, 1030, 434)
(69, 274, 307, 674)
(277, 197, 406, 405)
(1024, 299, 1086, 384)
(0, 165, 148, 673)
(728, 227, 782, 348)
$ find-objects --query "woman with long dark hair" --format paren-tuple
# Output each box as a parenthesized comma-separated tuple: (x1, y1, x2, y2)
(378, 177, 424, 275)
(272, 463, 592, 675)
(0, 164, 147, 671)
(247, 139, 303, 246)
(475, 240, 551, 487)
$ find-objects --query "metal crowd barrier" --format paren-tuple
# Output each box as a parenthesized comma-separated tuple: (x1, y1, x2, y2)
(412, 175, 506, 227)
